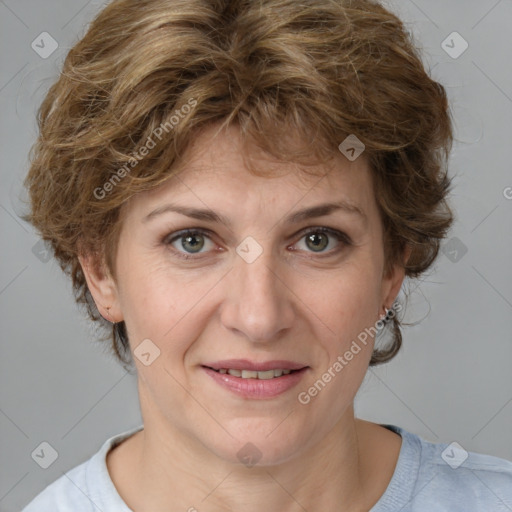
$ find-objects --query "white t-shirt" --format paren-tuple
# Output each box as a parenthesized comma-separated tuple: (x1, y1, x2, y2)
(22, 424, 512, 511)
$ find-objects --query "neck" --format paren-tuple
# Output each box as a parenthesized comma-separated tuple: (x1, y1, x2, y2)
(109, 402, 398, 511)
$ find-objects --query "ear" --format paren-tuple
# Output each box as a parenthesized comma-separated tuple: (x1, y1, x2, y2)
(78, 252, 123, 323)
(379, 243, 412, 314)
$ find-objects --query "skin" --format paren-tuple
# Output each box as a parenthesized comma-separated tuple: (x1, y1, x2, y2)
(80, 123, 410, 512)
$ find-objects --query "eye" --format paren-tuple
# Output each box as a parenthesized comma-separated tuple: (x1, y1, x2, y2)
(163, 226, 351, 260)
(292, 227, 351, 255)
(164, 229, 216, 258)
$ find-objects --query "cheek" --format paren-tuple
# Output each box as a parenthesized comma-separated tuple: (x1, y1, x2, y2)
(297, 263, 383, 405)
(115, 252, 218, 355)
(302, 259, 382, 346)
(114, 247, 169, 339)
(294, 278, 381, 427)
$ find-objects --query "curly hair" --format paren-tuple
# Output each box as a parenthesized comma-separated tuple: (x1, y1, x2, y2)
(24, 0, 454, 368)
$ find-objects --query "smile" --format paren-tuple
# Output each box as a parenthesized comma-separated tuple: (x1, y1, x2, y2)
(202, 365, 309, 399)
(209, 368, 296, 379)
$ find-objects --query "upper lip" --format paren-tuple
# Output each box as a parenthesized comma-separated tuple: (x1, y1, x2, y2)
(203, 359, 308, 371)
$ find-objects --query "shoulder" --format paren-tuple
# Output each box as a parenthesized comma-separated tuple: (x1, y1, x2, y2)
(22, 426, 142, 512)
(377, 424, 512, 512)
(21, 458, 92, 511)
(415, 432, 512, 510)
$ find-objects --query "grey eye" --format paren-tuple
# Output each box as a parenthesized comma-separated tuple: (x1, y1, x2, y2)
(180, 233, 205, 253)
(166, 230, 215, 255)
(305, 232, 329, 252)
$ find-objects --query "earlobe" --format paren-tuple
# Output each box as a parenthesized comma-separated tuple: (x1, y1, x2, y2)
(78, 253, 122, 323)
(381, 244, 411, 313)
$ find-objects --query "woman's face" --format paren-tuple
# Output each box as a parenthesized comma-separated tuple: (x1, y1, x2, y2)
(89, 124, 405, 465)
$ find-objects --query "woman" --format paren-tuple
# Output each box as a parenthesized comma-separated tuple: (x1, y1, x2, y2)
(22, 0, 512, 510)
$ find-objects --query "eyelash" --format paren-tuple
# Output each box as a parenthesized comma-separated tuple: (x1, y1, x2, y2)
(163, 227, 352, 261)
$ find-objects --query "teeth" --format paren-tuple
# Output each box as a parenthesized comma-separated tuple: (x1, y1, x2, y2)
(241, 370, 259, 379)
(216, 368, 296, 379)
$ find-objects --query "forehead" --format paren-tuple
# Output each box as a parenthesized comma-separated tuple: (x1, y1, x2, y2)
(126, 124, 376, 220)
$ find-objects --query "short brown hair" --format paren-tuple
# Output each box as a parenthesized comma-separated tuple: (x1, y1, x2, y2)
(24, 0, 454, 368)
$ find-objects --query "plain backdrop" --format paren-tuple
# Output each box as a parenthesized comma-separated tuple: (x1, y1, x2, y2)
(1, 0, 511, 510)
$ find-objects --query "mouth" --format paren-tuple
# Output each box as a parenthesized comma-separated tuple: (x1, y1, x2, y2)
(201, 361, 309, 399)
(203, 367, 303, 379)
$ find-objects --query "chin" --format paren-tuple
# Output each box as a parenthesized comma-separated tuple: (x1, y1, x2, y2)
(201, 421, 310, 468)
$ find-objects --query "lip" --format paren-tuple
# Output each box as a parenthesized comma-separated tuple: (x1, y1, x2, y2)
(203, 359, 307, 372)
(202, 364, 309, 399)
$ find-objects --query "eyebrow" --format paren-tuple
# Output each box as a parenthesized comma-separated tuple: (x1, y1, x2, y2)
(143, 200, 367, 226)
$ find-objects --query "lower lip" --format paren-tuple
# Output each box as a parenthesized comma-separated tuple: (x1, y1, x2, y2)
(202, 367, 308, 399)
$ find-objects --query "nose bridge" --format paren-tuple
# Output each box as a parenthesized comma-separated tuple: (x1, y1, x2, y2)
(221, 237, 293, 342)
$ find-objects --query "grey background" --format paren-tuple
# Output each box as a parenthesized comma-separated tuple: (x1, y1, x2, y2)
(1, 0, 511, 510)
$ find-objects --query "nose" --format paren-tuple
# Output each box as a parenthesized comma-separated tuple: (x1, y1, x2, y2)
(220, 245, 295, 343)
